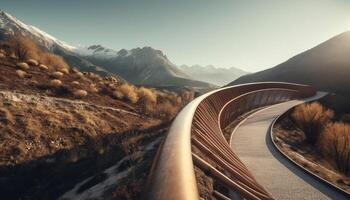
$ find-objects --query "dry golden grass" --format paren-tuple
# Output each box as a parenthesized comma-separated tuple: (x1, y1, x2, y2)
(39, 52, 69, 71)
(113, 90, 124, 99)
(16, 70, 27, 78)
(292, 102, 334, 145)
(50, 79, 62, 87)
(73, 89, 88, 98)
(117, 84, 139, 104)
(4, 36, 40, 61)
(319, 122, 350, 175)
(156, 102, 179, 120)
(16, 62, 29, 70)
(1, 36, 70, 71)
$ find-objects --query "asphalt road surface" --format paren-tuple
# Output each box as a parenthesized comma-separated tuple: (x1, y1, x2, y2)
(230, 92, 349, 200)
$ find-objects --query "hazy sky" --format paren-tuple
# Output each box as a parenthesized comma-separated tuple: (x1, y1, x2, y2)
(2, 0, 350, 72)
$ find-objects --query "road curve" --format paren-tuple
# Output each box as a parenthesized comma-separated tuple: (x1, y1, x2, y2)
(230, 92, 348, 200)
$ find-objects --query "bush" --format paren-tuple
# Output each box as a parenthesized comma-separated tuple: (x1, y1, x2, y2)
(51, 71, 64, 79)
(71, 81, 80, 87)
(2, 36, 71, 71)
(57, 67, 69, 74)
(320, 122, 350, 175)
(117, 84, 139, 104)
(292, 102, 334, 145)
(16, 70, 27, 78)
(73, 90, 88, 98)
(112, 90, 123, 99)
(27, 59, 39, 66)
(38, 64, 49, 70)
(39, 53, 69, 71)
(89, 84, 99, 93)
(137, 87, 157, 113)
(156, 102, 178, 120)
(50, 79, 62, 87)
(5, 36, 40, 61)
(17, 62, 29, 70)
(75, 72, 84, 79)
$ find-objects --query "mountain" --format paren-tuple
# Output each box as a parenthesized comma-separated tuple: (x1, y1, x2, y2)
(74, 45, 214, 88)
(0, 11, 213, 89)
(179, 64, 248, 86)
(228, 31, 350, 97)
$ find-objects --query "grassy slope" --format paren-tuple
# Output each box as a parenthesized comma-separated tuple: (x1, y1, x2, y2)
(0, 56, 170, 199)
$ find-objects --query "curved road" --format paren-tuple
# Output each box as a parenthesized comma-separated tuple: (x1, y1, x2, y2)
(230, 92, 348, 200)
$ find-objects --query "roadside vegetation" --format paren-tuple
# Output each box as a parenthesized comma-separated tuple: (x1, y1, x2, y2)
(274, 96, 350, 192)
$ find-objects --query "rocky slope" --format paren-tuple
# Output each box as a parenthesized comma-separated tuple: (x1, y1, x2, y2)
(0, 46, 186, 199)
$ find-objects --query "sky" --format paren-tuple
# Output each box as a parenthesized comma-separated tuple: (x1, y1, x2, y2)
(2, 0, 350, 72)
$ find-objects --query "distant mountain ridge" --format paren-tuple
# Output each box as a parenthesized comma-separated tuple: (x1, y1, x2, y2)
(180, 64, 248, 86)
(228, 31, 350, 97)
(74, 45, 213, 87)
(0, 10, 213, 89)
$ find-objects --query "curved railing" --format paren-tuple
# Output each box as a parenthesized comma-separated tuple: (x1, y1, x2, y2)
(145, 82, 316, 200)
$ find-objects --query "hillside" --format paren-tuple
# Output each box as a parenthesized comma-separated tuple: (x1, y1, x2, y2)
(0, 11, 213, 89)
(229, 31, 350, 97)
(0, 38, 195, 199)
(179, 64, 248, 86)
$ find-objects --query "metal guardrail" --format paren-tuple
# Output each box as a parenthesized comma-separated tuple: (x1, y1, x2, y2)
(145, 82, 316, 200)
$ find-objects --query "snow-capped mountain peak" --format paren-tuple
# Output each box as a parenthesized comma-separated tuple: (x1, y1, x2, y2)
(0, 10, 75, 50)
(74, 44, 127, 59)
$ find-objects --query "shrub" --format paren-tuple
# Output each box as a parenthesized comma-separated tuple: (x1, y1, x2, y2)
(89, 84, 99, 93)
(50, 79, 62, 87)
(16, 70, 27, 78)
(57, 67, 69, 74)
(73, 90, 88, 98)
(51, 71, 64, 79)
(27, 59, 39, 66)
(113, 90, 124, 99)
(39, 52, 69, 71)
(136, 87, 157, 113)
(17, 62, 29, 70)
(75, 72, 84, 79)
(6, 36, 40, 61)
(38, 64, 49, 70)
(156, 102, 178, 120)
(71, 81, 80, 87)
(292, 102, 334, 145)
(117, 84, 139, 104)
(181, 90, 195, 105)
(320, 122, 350, 175)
